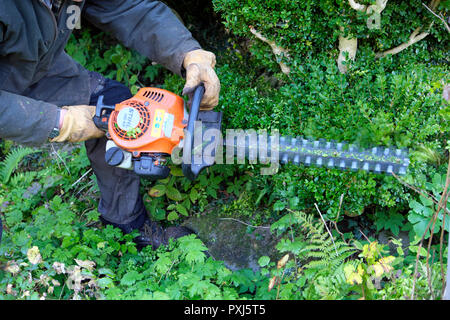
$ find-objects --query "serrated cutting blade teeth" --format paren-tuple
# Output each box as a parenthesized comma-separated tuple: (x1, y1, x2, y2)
(275, 136, 409, 175)
(223, 133, 409, 175)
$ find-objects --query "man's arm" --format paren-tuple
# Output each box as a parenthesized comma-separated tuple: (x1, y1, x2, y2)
(0, 18, 60, 146)
(0, 91, 104, 146)
(0, 90, 59, 146)
(0, 12, 57, 146)
(83, 0, 202, 76)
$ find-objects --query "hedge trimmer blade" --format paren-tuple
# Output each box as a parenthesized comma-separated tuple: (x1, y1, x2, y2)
(95, 85, 410, 180)
(226, 134, 410, 175)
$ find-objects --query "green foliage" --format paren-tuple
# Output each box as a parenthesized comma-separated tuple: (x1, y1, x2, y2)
(0, 147, 40, 183)
(100, 235, 244, 300)
(266, 210, 356, 299)
(373, 209, 405, 237)
(213, 0, 448, 71)
(272, 210, 355, 272)
(0, 144, 263, 300)
(379, 259, 444, 300)
(65, 29, 166, 94)
(1, 0, 449, 300)
(378, 237, 446, 299)
(407, 173, 450, 239)
(144, 165, 237, 222)
(208, 0, 450, 226)
(0, 141, 446, 300)
(213, 52, 449, 219)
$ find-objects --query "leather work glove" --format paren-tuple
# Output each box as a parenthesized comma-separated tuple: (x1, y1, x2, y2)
(182, 49, 221, 110)
(51, 105, 105, 143)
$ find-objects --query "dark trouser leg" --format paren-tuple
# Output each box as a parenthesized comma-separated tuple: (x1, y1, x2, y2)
(85, 72, 147, 230)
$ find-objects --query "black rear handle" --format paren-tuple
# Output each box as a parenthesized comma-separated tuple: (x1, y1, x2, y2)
(93, 95, 116, 131)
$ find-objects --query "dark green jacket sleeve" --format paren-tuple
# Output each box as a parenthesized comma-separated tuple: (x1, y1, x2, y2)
(0, 90, 58, 147)
(83, 0, 201, 76)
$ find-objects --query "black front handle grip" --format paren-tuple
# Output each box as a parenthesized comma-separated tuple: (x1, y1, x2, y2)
(182, 85, 205, 180)
(185, 84, 205, 143)
(182, 84, 222, 181)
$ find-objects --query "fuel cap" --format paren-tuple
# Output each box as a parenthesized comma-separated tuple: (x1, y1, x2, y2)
(105, 147, 125, 166)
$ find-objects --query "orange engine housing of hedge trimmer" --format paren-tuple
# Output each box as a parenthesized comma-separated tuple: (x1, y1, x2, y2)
(94, 84, 221, 181)
(107, 87, 187, 157)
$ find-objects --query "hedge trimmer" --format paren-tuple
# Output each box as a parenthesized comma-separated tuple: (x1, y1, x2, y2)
(0, 86, 410, 245)
(93, 85, 409, 181)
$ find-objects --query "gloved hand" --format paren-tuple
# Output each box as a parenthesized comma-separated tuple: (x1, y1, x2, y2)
(51, 105, 105, 143)
(182, 49, 221, 110)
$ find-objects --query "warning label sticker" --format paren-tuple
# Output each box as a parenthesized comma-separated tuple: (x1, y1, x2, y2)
(163, 113, 174, 138)
(151, 109, 165, 137)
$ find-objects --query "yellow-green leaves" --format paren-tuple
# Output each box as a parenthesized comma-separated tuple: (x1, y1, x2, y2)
(372, 256, 394, 278)
(345, 240, 396, 298)
(344, 264, 364, 285)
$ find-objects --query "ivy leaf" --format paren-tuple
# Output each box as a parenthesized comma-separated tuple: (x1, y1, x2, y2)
(116, 67, 124, 82)
(206, 187, 217, 199)
(129, 75, 138, 85)
(152, 207, 166, 221)
(182, 198, 191, 210)
(110, 53, 121, 64)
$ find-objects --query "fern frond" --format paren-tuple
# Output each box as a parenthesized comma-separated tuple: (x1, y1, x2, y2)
(9, 171, 38, 187)
(0, 147, 39, 183)
(290, 210, 355, 273)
